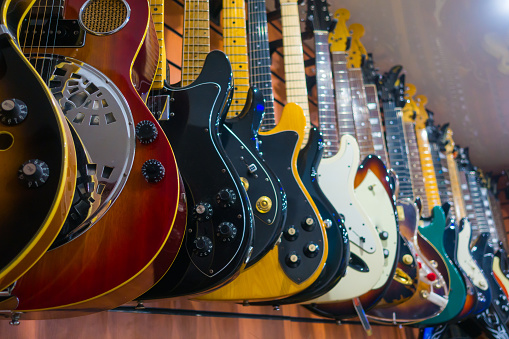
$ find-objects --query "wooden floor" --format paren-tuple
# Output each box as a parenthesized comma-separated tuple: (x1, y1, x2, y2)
(0, 298, 418, 339)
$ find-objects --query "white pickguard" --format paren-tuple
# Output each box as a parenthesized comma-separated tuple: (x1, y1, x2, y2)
(457, 219, 489, 290)
(493, 256, 509, 296)
(308, 135, 384, 302)
(354, 169, 399, 289)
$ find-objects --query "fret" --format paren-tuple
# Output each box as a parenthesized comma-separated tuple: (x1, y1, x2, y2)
(331, 52, 356, 141)
(429, 142, 454, 219)
(364, 84, 389, 165)
(463, 171, 490, 235)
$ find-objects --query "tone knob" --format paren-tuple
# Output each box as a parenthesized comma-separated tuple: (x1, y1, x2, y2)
(141, 159, 165, 183)
(303, 242, 320, 258)
(284, 226, 299, 241)
(379, 231, 389, 240)
(217, 222, 237, 241)
(18, 159, 49, 188)
(301, 216, 316, 232)
(193, 236, 213, 257)
(0, 99, 28, 125)
(193, 202, 213, 221)
(216, 188, 237, 208)
(135, 120, 158, 144)
(285, 252, 301, 268)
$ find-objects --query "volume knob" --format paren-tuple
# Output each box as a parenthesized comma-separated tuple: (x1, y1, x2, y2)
(141, 159, 165, 183)
(135, 120, 158, 144)
(216, 188, 237, 208)
(0, 99, 27, 125)
(303, 242, 320, 258)
(18, 159, 49, 188)
(217, 222, 237, 241)
(193, 202, 213, 221)
(193, 236, 213, 257)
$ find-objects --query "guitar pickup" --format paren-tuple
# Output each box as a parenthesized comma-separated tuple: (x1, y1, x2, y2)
(21, 19, 85, 48)
(147, 95, 170, 120)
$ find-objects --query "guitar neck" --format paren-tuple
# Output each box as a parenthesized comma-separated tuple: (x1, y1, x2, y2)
(446, 151, 467, 219)
(281, 0, 310, 144)
(314, 32, 338, 157)
(364, 84, 389, 165)
(403, 120, 429, 215)
(464, 171, 490, 236)
(414, 125, 441, 215)
(223, 0, 249, 118)
(181, 0, 210, 86)
(459, 171, 479, 229)
(383, 104, 414, 200)
(149, 0, 166, 90)
(487, 191, 508, 251)
(348, 68, 375, 159)
(247, 0, 275, 130)
(331, 52, 356, 140)
(429, 142, 453, 213)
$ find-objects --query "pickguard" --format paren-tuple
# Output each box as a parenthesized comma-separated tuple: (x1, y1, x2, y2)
(457, 219, 489, 291)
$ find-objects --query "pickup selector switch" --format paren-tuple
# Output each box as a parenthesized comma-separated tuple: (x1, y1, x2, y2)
(0, 99, 27, 125)
(216, 188, 237, 208)
(217, 222, 237, 241)
(135, 120, 158, 144)
(303, 242, 320, 258)
(18, 159, 49, 188)
(141, 159, 165, 183)
(301, 216, 316, 232)
(285, 252, 301, 268)
(193, 202, 213, 221)
(193, 236, 213, 257)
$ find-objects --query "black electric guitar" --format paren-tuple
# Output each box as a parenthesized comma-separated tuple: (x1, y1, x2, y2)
(0, 0, 76, 295)
(140, 0, 254, 299)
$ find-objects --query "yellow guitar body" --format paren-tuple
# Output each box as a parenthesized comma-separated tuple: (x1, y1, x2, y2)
(196, 103, 329, 301)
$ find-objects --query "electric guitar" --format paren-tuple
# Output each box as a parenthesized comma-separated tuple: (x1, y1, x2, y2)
(0, 0, 76, 295)
(140, 0, 256, 299)
(196, 0, 330, 303)
(0, 0, 186, 319)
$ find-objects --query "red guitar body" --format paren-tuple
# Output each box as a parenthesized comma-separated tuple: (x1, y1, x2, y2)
(0, 0, 186, 319)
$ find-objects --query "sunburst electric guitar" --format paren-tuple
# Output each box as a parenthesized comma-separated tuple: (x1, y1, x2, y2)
(0, 0, 76, 298)
(0, 0, 186, 320)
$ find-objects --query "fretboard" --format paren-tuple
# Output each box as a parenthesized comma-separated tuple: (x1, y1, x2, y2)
(459, 171, 479, 230)
(331, 52, 356, 140)
(348, 68, 375, 159)
(314, 32, 338, 157)
(223, 0, 249, 118)
(182, 0, 210, 86)
(446, 151, 467, 220)
(464, 171, 490, 236)
(365, 84, 389, 165)
(149, 0, 166, 90)
(403, 120, 429, 215)
(414, 125, 441, 215)
(383, 103, 414, 200)
(429, 142, 452, 213)
(247, 0, 276, 130)
(281, 0, 310, 145)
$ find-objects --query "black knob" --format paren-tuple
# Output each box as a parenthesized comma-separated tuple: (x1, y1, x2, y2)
(193, 236, 213, 257)
(0, 99, 28, 125)
(285, 252, 301, 268)
(379, 231, 389, 240)
(141, 159, 165, 183)
(303, 242, 320, 258)
(301, 216, 316, 232)
(217, 222, 237, 241)
(18, 159, 49, 188)
(193, 202, 213, 221)
(284, 226, 299, 241)
(383, 248, 390, 258)
(135, 120, 158, 144)
(216, 188, 237, 208)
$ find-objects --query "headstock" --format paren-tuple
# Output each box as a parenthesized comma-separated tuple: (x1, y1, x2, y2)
(307, 0, 335, 32)
(376, 65, 402, 104)
(362, 53, 379, 85)
(402, 83, 418, 122)
(328, 8, 350, 52)
(457, 146, 475, 172)
(347, 23, 366, 68)
(395, 74, 406, 109)
(414, 95, 429, 129)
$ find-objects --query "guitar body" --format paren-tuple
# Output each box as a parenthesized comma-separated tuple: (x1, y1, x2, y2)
(455, 218, 491, 317)
(0, 0, 76, 293)
(307, 135, 384, 303)
(250, 126, 349, 306)
(417, 206, 467, 326)
(141, 50, 254, 299)
(196, 103, 328, 302)
(222, 87, 286, 267)
(0, 0, 186, 318)
(493, 253, 509, 298)
(367, 199, 447, 324)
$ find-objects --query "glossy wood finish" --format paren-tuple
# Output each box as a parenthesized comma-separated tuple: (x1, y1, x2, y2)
(0, 0, 76, 292)
(0, 0, 185, 317)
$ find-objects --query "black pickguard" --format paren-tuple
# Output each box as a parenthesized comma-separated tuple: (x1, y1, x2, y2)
(141, 50, 253, 299)
(222, 87, 287, 267)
